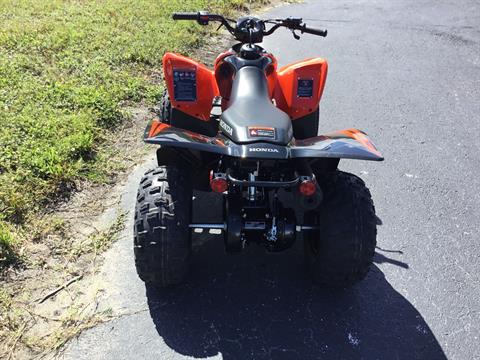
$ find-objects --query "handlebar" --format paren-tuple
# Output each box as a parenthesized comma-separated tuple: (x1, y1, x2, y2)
(266, 17, 327, 37)
(299, 24, 328, 37)
(171, 12, 327, 43)
(172, 12, 198, 20)
(172, 12, 235, 31)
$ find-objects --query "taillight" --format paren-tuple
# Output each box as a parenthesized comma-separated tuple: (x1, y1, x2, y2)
(210, 173, 228, 193)
(299, 179, 317, 197)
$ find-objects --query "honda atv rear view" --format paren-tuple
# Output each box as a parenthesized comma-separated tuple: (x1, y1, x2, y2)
(134, 12, 383, 288)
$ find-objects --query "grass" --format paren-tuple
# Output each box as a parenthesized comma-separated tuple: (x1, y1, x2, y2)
(0, 287, 28, 357)
(0, 221, 19, 267)
(0, 0, 266, 265)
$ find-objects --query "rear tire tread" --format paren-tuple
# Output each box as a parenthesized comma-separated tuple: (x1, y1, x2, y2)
(134, 165, 192, 287)
(305, 171, 377, 287)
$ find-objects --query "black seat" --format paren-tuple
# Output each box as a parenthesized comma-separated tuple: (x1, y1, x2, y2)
(220, 66, 293, 145)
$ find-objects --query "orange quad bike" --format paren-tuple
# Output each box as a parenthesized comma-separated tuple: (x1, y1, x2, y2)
(135, 12, 383, 288)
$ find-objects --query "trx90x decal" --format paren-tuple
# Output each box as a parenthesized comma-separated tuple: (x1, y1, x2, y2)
(219, 120, 233, 136)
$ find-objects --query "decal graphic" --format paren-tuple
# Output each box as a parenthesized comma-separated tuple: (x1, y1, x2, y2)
(173, 69, 197, 101)
(248, 148, 279, 153)
(248, 127, 276, 139)
(219, 120, 233, 136)
(338, 129, 382, 156)
(147, 120, 170, 138)
(297, 78, 313, 98)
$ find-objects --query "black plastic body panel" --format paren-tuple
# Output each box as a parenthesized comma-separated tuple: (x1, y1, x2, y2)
(220, 66, 293, 145)
(224, 54, 271, 71)
(170, 108, 218, 137)
(292, 109, 319, 139)
(144, 123, 384, 161)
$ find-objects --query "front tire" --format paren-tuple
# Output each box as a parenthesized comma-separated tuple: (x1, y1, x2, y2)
(134, 165, 192, 287)
(304, 171, 377, 287)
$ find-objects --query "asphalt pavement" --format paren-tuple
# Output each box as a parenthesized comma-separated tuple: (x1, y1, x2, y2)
(61, 0, 480, 359)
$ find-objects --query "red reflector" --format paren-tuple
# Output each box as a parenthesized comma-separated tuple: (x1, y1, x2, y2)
(210, 177, 228, 193)
(299, 180, 316, 196)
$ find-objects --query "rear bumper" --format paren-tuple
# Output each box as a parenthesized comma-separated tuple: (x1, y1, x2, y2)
(227, 172, 300, 188)
(144, 120, 383, 161)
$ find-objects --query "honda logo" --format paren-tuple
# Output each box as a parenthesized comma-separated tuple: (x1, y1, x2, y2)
(248, 148, 280, 153)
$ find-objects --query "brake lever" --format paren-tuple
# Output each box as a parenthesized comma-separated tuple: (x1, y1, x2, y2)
(216, 23, 224, 31)
(291, 29, 300, 40)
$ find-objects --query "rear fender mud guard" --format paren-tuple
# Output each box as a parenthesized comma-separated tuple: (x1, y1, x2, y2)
(145, 120, 383, 161)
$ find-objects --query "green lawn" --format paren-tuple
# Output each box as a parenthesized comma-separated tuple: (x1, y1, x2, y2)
(0, 0, 264, 266)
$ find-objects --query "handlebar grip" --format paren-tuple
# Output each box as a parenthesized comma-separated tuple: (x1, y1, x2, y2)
(301, 26, 328, 37)
(172, 12, 199, 20)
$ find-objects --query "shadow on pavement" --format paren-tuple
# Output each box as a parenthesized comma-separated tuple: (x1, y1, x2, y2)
(146, 237, 446, 359)
(374, 251, 409, 269)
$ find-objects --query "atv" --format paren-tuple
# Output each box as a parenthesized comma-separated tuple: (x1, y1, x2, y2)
(134, 12, 383, 288)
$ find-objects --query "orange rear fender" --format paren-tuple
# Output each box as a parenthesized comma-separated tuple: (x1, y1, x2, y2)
(274, 58, 328, 120)
(163, 53, 219, 121)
